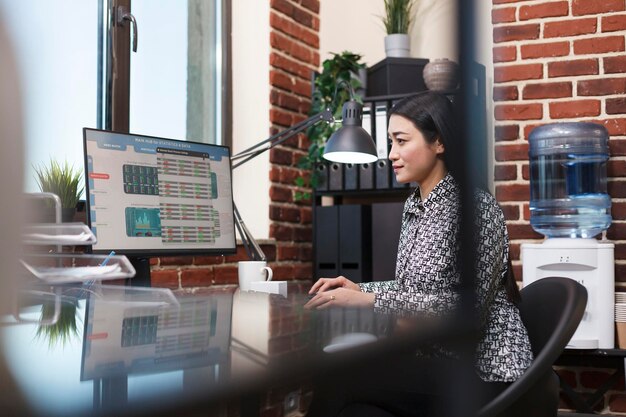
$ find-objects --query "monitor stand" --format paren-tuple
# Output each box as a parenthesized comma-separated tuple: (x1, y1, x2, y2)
(128, 257, 151, 287)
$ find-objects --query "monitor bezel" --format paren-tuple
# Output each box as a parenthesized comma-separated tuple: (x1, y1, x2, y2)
(83, 127, 237, 257)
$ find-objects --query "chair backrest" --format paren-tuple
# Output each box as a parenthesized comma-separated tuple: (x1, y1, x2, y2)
(477, 276, 587, 417)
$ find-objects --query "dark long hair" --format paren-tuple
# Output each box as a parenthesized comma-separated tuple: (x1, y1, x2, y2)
(389, 92, 460, 178)
(389, 92, 522, 304)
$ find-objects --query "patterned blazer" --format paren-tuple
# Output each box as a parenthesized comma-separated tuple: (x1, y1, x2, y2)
(360, 174, 533, 382)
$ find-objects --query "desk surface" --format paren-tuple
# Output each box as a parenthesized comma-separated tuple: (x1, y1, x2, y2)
(0, 285, 400, 417)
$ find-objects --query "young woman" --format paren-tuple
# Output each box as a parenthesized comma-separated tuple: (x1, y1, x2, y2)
(305, 92, 533, 416)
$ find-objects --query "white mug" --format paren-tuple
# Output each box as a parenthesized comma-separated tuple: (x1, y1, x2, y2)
(238, 261, 273, 291)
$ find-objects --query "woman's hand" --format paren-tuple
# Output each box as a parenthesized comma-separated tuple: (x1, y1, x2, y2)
(308, 276, 360, 294)
(304, 287, 375, 310)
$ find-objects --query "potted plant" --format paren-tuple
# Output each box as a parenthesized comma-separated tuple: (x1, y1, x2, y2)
(36, 296, 80, 348)
(33, 159, 84, 222)
(382, 0, 416, 58)
(294, 51, 365, 201)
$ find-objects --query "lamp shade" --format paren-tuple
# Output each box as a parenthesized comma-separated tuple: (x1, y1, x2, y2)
(323, 100, 378, 164)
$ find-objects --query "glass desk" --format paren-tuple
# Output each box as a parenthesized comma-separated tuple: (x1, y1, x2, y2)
(0, 284, 413, 417)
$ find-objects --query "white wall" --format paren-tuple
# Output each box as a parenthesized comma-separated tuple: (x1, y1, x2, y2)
(319, 0, 458, 66)
(231, 0, 271, 240)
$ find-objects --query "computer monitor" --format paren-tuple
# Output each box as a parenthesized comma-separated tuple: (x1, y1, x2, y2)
(83, 128, 237, 284)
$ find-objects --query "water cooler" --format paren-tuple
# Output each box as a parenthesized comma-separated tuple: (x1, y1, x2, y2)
(521, 123, 614, 349)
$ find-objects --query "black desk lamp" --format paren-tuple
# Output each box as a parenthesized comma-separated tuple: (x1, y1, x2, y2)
(231, 94, 377, 261)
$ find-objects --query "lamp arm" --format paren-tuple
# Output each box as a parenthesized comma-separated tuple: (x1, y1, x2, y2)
(232, 108, 333, 168)
(233, 203, 265, 261)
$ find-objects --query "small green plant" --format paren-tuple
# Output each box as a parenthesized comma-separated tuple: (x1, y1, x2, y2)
(382, 0, 416, 34)
(294, 51, 365, 201)
(36, 299, 81, 348)
(33, 159, 84, 209)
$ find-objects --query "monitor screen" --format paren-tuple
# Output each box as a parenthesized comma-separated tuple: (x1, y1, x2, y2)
(83, 128, 236, 256)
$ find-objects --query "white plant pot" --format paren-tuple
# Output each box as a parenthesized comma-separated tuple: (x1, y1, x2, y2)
(384, 34, 410, 58)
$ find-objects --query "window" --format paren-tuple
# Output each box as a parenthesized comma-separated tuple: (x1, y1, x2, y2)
(0, 0, 229, 193)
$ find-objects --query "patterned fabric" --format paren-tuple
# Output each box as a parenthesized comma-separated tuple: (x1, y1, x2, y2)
(360, 174, 533, 382)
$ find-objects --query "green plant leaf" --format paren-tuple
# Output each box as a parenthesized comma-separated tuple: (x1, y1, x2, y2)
(33, 159, 84, 208)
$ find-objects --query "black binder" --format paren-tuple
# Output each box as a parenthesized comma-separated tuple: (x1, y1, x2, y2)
(375, 159, 390, 189)
(314, 206, 339, 279)
(344, 163, 359, 190)
(358, 163, 374, 190)
(328, 163, 343, 191)
(338, 205, 372, 283)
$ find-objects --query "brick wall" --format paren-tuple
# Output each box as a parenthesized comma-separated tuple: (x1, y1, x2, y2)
(492, 0, 626, 413)
(150, 0, 320, 298)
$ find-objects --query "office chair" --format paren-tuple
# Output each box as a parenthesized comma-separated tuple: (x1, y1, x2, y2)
(336, 277, 587, 417)
(476, 276, 587, 417)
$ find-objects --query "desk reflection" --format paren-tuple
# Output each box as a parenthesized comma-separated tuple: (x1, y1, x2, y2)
(2, 286, 395, 416)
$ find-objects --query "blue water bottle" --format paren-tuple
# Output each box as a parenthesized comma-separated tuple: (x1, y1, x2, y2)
(528, 122, 611, 238)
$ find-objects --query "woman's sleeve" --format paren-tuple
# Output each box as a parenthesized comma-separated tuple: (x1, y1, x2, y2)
(472, 193, 509, 322)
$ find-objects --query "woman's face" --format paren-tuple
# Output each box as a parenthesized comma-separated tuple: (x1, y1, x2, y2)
(388, 114, 445, 184)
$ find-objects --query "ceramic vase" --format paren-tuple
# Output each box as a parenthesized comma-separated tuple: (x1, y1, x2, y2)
(423, 58, 459, 91)
(384, 34, 410, 58)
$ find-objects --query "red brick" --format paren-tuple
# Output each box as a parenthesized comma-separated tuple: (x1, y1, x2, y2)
(300, 0, 320, 14)
(520, 1, 569, 20)
(506, 223, 544, 239)
(269, 186, 293, 203)
(609, 160, 626, 178)
(494, 124, 520, 141)
(493, 45, 517, 63)
(574, 36, 625, 55)
(193, 255, 224, 265)
(494, 63, 543, 82)
(181, 268, 214, 287)
(549, 100, 601, 119)
(602, 14, 626, 32)
(301, 206, 312, 224)
(522, 164, 530, 180)
(616, 242, 626, 259)
(578, 77, 626, 96)
(293, 225, 312, 242)
(270, 223, 294, 240)
(608, 180, 626, 198)
(493, 85, 519, 101)
(272, 264, 295, 280)
(496, 183, 530, 201)
(509, 242, 521, 260)
(522, 202, 530, 220)
(160, 256, 193, 266)
(492, 7, 516, 23)
(271, 0, 317, 30)
(270, 32, 317, 66)
(270, 90, 308, 114)
(495, 164, 518, 181)
(614, 202, 626, 221)
(501, 204, 520, 221)
(270, 52, 314, 80)
(299, 246, 312, 261)
(495, 143, 529, 162)
(493, 0, 525, 3)
(259, 244, 278, 262)
(596, 118, 626, 135)
(521, 41, 569, 59)
(277, 245, 300, 261)
(151, 269, 179, 289)
(270, 205, 301, 222)
(493, 24, 540, 43)
(292, 263, 313, 279)
(544, 18, 597, 38)
(608, 98, 626, 114)
(270, 12, 319, 49)
(270, 147, 294, 165)
(523, 123, 543, 140)
(607, 222, 626, 240)
(522, 82, 572, 99)
(224, 246, 251, 263)
(572, 0, 626, 16)
(611, 138, 626, 156)
(605, 56, 626, 74)
(617, 264, 626, 282)
(548, 59, 599, 78)
(213, 264, 238, 285)
(494, 103, 543, 121)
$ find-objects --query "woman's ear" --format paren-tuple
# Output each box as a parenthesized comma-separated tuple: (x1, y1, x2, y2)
(435, 137, 445, 155)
